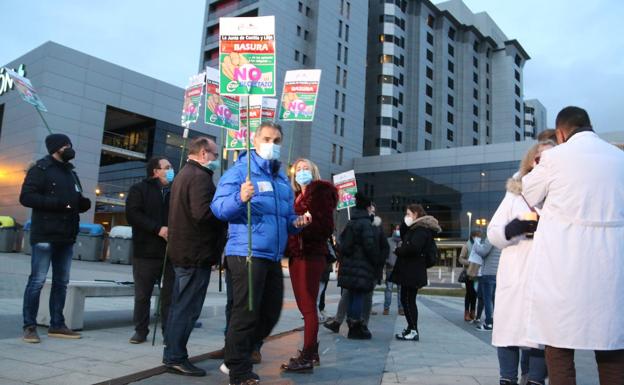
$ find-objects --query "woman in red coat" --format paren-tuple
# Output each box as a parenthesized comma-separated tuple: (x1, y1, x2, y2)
(281, 158, 338, 373)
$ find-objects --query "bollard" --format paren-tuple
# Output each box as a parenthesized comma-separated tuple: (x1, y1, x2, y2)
(438, 267, 442, 280)
(451, 269, 455, 283)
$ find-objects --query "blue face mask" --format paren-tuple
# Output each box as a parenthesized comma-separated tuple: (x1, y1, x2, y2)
(165, 169, 175, 183)
(295, 170, 313, 186)
(257, 143, 281, 160)
(204, 159, 220, 171)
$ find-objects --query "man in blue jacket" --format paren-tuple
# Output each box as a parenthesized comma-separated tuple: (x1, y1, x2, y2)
(211, 122, 310, 385)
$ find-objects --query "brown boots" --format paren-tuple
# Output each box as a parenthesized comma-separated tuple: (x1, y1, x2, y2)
(280, 342, 319, 373)
(464, 310, 475, 322)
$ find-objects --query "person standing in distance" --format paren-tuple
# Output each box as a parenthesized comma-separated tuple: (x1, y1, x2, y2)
(125, 156, 175, 344)
(162, 137, 227, 376)
(20, 133, 91, 343)
(522, 106, 624, 384)
(211, 122, 311, 385)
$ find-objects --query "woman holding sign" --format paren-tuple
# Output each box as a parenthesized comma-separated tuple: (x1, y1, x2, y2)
(281, 159, 338, 373)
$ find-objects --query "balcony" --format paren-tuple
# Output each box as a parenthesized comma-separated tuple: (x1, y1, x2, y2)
(207, 0, 259, 21)
(101, 131, 147, 161)
(94, 182, 128, 207)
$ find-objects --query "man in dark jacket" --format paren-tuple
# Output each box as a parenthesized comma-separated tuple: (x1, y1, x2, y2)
(125, 156, 174, 344)
(20, 133, 91, 343)
(162, 137, 227, 377)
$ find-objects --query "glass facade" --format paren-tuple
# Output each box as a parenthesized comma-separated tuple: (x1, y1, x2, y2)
(357, 160, 519, 240)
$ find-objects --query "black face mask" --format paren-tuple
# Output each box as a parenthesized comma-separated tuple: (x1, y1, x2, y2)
(61, 147, 75, 162)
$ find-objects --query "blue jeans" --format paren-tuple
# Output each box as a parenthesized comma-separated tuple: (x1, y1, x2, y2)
(384, 268, 402, 311)
(480, 275, 496, 325)
(23, 242, 73, 329)
(163, 266, 211, 364)
(347, 290, 365, 321)
(498, 346, 547, 384)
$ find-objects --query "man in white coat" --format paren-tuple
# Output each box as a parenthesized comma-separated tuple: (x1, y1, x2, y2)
(522, 106, 624, 385)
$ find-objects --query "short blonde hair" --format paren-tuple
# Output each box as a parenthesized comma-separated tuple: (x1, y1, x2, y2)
(290, 158, 321, 194)
(518, 140, 556, 178)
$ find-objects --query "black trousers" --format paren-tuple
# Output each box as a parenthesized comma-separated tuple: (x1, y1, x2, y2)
(464, 277, 477, 312)
(225, 256, 283, 383)
(132, 257, 174, 336)
(400, 286, 419, 332)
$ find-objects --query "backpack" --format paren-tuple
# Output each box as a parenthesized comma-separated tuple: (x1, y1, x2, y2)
(424, 233, 439, 268)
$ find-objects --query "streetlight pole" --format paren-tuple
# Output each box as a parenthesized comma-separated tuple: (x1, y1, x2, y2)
(467, 211, 472, 240)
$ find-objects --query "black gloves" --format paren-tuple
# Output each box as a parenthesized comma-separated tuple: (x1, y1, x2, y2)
(504, 218, 538, 240)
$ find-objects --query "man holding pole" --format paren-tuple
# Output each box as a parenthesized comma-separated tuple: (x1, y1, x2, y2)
(162, 137, 227, 376)
(211, 122, 311, 385)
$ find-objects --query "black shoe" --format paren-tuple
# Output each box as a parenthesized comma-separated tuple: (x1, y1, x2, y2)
(229, 379, 260, 385)
(499, 380, 518, 385)
(323, 320, 341, 333)
(129, 332, 147, 344)
(347, 321, 371, 340)
(165, 360, 206, 376)
(360, 324, 372, 339)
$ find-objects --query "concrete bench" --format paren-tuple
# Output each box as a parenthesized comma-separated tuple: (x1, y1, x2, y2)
(36, 280, 160, 330)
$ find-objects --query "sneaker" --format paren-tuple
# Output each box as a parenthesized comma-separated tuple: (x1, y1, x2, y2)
(472, 317, 481, 324)
(382, 309, 389, 315)
(220, 362, 230, 375)
(229, 379, 259, 385)
(395, 328, 419, 341)
(48, 326, 81, 339)
(318, 310, 327, 322)
(23, 326, 40, 343)
(475, 323, 493, 331)
(129, 332, 147, 344)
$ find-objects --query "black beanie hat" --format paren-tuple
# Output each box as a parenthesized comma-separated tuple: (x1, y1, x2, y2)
(45, 134, 72, 154)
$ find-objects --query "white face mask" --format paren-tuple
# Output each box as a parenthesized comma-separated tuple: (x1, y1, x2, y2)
(393, 230, 401, 237)
(404, 215, 415, 227)
(473, 237, 482, 243)
(257, 143, 281, 160)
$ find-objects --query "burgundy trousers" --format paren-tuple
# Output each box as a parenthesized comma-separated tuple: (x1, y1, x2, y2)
(289, 256, 326, 351)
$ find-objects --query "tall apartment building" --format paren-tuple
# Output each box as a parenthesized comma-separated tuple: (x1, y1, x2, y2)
(523, 98, 547, 139)
(364, 0, 531, 155)
(199, 0, 368, 178)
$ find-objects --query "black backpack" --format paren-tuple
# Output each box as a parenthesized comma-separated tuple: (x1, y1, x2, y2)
(424, 233, 439, 268)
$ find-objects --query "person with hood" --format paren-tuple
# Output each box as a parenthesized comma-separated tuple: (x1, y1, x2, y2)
(487, 140, 555, 385)
(383, 224, 404, 316)
(363, 203, 389, 320)
(390, 204, 441, 341)
(336, 193, 380, 339)
(125, 156, 175, 344)
(211, 122, 311, 385)
(458, 231, 481, 322)
(281, 158, 338, 373)
(20, 133, 91, 343)
(522, 106, 624, 384)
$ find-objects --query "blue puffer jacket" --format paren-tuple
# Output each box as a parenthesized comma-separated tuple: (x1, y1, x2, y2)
(211, 151, 299, 262)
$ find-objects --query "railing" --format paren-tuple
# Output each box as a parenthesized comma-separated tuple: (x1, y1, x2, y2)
(207, 0, 259, 21)
(102, 131, 148, 155)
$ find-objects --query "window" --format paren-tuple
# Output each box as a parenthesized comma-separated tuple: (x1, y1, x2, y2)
(515, 132, 521, 141)
(398, 111, 403, 123)
(515, 85, 521, 96)
(447, 94, 454, 107)
(302, 54, 308, 65)
(515, 54, 522, 66)
(339, 146, 343, 165)
(448, 60, 454, 73)
(448, 27, 456, 40)
(345, 25, 349, 41)
(426, 49, 433, 62)
(426, 103, 433, 115)
(515, 100, 521, 112)
(486, 94, 490, 105)
(400, 73, 404, 85)
(297, 26, 302, 36)
(486, 110, 490, 121)
(331, 144, 337, 163)
(398, 130, 403, 143)
(338, 20, 343, 38)
(427, 15, 434, 27)
(447, 129, 454, 141)
(473, 89, 478, 99)
(515, 116, 521, 128)
(473, 138, 478, 145)
(487, 126, 491, 137)
(342, 69, 347, 87)
(426, 85, 433, 97)
(346, 2, 350, 19)
(473, 41, 479, 52)
(336, 66, 341, 84)
(304, 30, 309, 40)
(425, 139, 432, 150)
(486, 78, 490, 89)
(473, 72, 479, 84)
(425, 120, 432, 133)
(306, 6, 311, 16)
(486, 63, 490, 73)
(448, 77, 454, 90)
(340, 117, 345, 136)
(341, 93, 346, 112)
(473, 105, 479, 116)
(298, 2, 303, 12)
(398, 92, 403, 104)
(426, 32, 434, 45)
(344, 47, 348, 64)
(333, 115, 338, 134)
(334, 90, 340, 109)
(447, 112, 454, 124)
(515, 70, 520, 81)
(473, 121, 479, 133)
(294, 50, 300, 61)
(426, 67, 433, 80)
(448, 44, 454, 57)
(337, 43, 341, 61)
(473, 57, 478, 68)
(379, 54, 392, 64)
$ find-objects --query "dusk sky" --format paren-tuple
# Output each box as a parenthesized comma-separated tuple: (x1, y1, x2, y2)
(1, 0, 622, 132)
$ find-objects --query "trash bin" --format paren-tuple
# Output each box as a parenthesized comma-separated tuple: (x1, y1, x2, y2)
(0, 216, 18, 252)
(108, 226, 133, 265)
(74, 223, 105, 261)
(21, 221, 32, 254)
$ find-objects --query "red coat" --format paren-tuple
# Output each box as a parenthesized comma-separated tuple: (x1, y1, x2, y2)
(286, 180, 338, 260)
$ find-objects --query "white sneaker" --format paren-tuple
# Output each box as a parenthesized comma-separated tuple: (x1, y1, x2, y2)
(220, 362, 229, 375)
(319, 310, 327, 322)
(395, 329, 419, 341)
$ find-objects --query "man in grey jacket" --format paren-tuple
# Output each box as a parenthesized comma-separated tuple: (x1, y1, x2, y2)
(473, 238, 501, 331)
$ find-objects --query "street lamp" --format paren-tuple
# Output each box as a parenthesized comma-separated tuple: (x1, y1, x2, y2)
(467, 211, 472, 239)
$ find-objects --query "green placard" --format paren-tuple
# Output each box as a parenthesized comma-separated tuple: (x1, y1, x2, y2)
(278, 69, 321, 121)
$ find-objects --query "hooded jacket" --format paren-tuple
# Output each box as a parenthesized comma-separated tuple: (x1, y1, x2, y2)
(211, 151, 300, 262)
(286, 180, 338, 260)
(390, 215, 441, 289)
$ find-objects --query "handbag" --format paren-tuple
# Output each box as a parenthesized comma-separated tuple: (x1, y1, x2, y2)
(466, 241, 484, 278)
(458, 269, 468, 283)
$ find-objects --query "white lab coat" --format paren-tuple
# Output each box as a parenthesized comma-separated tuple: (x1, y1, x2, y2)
(522, 131, 624, 350)
(487, 177, 539, 348)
